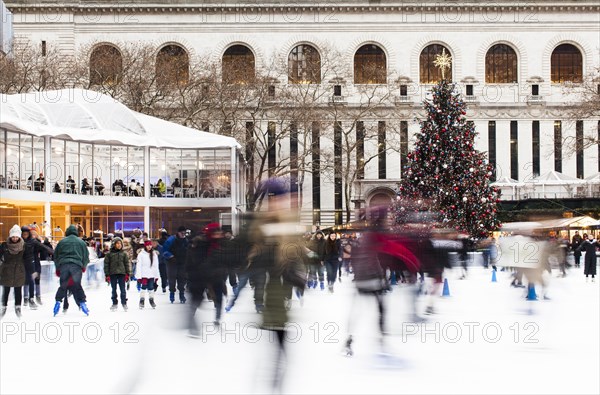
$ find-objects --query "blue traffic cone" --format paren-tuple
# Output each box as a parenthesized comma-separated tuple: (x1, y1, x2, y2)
(526, 284, 538, 301)
(390, 272, 398, 285)
(441, 278, 450, 297)
(491, 269, 497, 282)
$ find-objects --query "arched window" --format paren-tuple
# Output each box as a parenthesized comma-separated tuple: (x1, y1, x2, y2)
(288, 44, 321, 84)
(222, 45, 255, 84)
(419, 44, 452, 84)
(551, 44, 583, 83)
(485, 44, 518, 83)
(89, 44, 122, 85)
(354, 44, 386, 84)
(156, 44, 189, 86)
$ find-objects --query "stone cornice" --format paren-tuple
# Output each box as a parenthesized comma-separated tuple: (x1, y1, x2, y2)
(5, 2, 600, 14)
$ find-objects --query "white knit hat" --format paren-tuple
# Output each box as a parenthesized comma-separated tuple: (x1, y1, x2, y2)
(9, 224, 22, 238)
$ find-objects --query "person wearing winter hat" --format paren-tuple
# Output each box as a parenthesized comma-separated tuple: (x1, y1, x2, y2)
(0, 225, 27, 318)
(135, 240, 160, 309)
(103, 237, 131, 311)
(53, 225, 90, 316)
(162, 225, 189, 303)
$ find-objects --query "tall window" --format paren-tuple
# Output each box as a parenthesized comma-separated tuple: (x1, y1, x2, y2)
(334, 121, 343, 225)
(356, 121, 365, 180)
(290, 122, 298, 206)
(485, 44, 518, 83)
(311, 122, 321, 225)
(554, 121, 562, 172)
(89, 44, 122, 85)
(532, 121, 540, 178)
(288, 44, 321, 84)
(576, 120, 584, 179)
(488, 121, 496, 181)
(400, 121, 408, 175)
(156, 44, 189, 87)
(420, 44, 452, 84)
(378, 121, 386, 179)
(551, 44, 583, 83)
(267, 122, 276, 178)
(245, 122, 255, 200)
(354, 44, 386, 84)
(222, 45, 255, 84)
(510, 121, 519, 180)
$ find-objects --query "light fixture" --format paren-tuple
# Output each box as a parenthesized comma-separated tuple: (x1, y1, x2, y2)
(193, 208, 202, 212)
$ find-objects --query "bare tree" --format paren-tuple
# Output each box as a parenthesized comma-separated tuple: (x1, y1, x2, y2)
(562, 66, 600, 153)
(0, 38, 72, 93)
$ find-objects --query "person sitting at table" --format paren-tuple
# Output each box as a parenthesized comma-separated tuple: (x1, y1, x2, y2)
(66, 176, 76, 193)
(94, 178, 105, 195)
(81, 178, 92, 195)
(156, 179, 166, 197)
(128, 179, 142, 196)
(171, 178, 181, 189)
(53, 182, 61, 193)
(34, 172, 45, 191)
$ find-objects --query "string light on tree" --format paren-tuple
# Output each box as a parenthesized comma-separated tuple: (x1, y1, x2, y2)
(392, 59, 501, 237)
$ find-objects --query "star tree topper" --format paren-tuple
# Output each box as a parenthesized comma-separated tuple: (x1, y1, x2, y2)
(433, 48, 452, 80)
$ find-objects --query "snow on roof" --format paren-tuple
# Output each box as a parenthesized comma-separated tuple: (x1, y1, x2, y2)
(0, 89, 240, 149)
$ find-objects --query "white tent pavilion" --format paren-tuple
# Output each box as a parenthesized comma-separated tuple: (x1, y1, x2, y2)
(528, 170, 586, 198)
(584, 173, 600, 197)
(491, 176, 525, 200)
(0, 89, 240, 149)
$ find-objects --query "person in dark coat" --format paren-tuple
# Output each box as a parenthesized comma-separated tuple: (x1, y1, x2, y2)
(306, 231, 325, 289)
(576, 235, 597, 282)
(53, 225, 90, 316)
(0, 225, 27, 318)
(28, 228, 53, 306)
(103, 237, 131, 310)
(324, 232, 341, 292)
(185, 223, 227, 337)
(571, 231, 583, 268)
(21, 226, 53, 310)
(163, 226, 189, 303)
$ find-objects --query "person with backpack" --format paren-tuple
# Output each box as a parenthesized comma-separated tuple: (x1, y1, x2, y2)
(53, 225, 90, 316)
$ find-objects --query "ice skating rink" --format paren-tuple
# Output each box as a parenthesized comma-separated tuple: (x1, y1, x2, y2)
(1, 264, 598, 395)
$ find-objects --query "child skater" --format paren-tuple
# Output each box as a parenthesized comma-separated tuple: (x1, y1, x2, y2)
(135, 240, 160, 309)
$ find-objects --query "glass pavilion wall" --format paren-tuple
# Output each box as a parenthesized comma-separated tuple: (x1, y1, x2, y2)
(0, 129, 242, 238)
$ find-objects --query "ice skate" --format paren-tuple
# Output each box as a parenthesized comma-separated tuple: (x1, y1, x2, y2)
(149, 298, 156, 309)
(343, 336, 353, 357)
(110, 303, 118, 311)
(15, 306, 22, 318)
(139, 297, 145, 309)
(53, 301, 61, 317)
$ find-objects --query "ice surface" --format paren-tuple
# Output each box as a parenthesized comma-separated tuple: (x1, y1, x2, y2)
(1, 264, 598, 394)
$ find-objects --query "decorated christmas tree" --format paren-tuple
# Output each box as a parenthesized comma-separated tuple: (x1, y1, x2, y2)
(393, 78, 501, 237)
